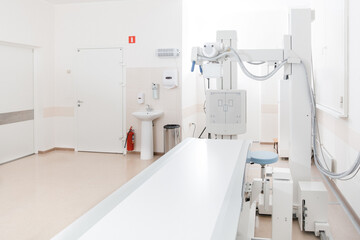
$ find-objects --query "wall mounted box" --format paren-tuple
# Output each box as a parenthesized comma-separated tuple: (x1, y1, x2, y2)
(156, 48, 180, 58)
(137, 92, 145, 104)
(163, 69, 178, 89)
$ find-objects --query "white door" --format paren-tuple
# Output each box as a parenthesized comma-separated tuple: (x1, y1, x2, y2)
(0, 44, 34, 164)
(76, 48, 124, 153)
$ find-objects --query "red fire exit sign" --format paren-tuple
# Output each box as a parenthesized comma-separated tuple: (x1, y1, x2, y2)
(129, 36, 136, 44)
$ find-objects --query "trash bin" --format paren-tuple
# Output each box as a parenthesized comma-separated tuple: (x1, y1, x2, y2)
(164, 124, 181, 153)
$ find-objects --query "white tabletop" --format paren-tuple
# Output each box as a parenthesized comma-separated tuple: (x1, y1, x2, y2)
(53, 138, 251, 240)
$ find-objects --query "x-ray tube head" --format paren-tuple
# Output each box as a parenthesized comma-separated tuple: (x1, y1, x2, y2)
(202, 43, 224, 58)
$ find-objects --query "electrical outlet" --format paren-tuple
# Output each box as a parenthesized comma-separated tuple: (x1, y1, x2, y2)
(339, 96, 344, 108)
(331, 159, 337, 173)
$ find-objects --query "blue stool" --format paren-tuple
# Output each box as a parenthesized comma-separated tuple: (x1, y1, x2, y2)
(250, 151, 278, 165)
(250, 151, 278, 192)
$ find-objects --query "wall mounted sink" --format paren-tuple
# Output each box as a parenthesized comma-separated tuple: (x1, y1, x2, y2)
(132, 110, 163, 121)
(132, 110, 163, 160)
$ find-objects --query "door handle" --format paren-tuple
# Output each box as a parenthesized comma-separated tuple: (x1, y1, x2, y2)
(77, 100, 84, 107)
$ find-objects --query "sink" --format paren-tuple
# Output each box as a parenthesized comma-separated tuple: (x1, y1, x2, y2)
(132, 110, 163, 160)
(132, 110, 163, 121)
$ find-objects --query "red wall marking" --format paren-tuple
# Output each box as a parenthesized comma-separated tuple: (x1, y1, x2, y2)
(129, 36, 136, 44)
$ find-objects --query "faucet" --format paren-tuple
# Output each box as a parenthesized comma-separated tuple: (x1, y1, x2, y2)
(145, 104, 152, 112)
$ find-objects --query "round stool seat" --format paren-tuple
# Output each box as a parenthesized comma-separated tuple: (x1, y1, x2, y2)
(250, 151, 278, 165)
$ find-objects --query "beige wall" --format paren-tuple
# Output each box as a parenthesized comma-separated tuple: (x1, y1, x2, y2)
(53, 0, 182, 148)
(317, 108, 360, 216)
(181, 104, 204, 138)
(315, 0, 360, 217)
(126, 67, 182, 153)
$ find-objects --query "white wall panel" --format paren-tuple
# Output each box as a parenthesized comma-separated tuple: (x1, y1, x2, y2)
(0, 44, 35, 163)
(315, 0, 360, 217)
(0, 121, 34, 164)
(0, 45, 33, 113)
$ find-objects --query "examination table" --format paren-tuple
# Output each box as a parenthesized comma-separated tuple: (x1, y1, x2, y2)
(52, 138, 251, 240)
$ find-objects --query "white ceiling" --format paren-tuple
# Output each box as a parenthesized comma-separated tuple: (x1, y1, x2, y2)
(46, 0, 126, 4)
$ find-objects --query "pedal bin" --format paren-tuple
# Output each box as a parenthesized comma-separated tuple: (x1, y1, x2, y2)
(163, 124, 181, 153)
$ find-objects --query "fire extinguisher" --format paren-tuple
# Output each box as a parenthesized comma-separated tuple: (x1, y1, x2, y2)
(125, 127, 135, 151)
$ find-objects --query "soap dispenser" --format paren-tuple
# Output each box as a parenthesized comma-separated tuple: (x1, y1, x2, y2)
(152, 83, 159, 99)
(137, 92, 145, 104)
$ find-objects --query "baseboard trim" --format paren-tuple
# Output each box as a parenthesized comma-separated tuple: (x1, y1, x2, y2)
(38, 148, 55, 154)
(127, 151, 164, 156)
(0, 153, 35, 165)
(39, 148, 163, 156)
(38, 147, 75, 154)
(322, 175, 360, 233)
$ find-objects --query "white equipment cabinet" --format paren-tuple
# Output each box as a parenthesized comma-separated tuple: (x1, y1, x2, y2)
(298, 181, 329, 235)
(272, 169, 293, 240)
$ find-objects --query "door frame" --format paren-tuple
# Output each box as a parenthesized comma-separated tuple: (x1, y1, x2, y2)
(74, 47, 126, 154)
(0, 41, 38, 157)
